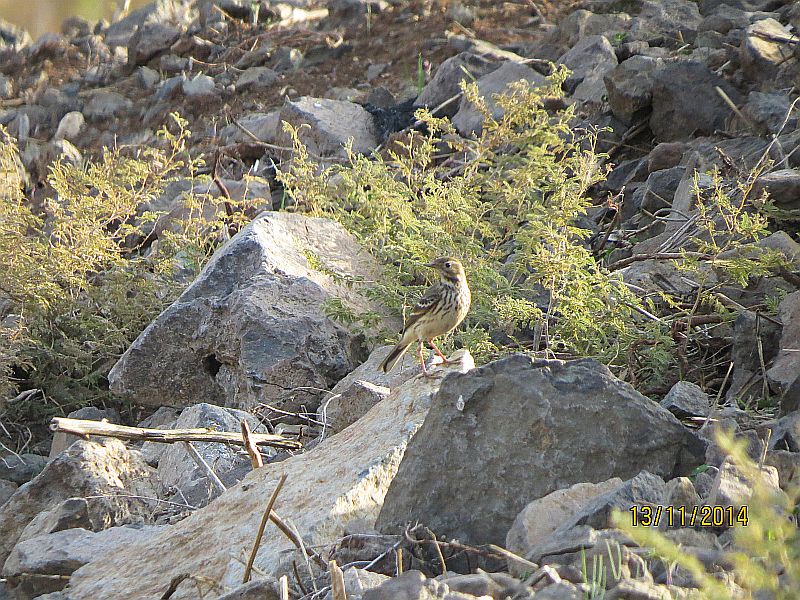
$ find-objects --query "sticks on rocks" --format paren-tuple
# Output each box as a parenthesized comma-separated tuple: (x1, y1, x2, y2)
(50, 417, 302, 450)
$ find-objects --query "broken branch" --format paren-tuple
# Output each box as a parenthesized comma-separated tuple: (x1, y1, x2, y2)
(50, 417, 302, 450)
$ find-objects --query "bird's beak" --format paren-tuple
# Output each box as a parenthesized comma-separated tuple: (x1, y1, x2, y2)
(424, 261, 436, 268)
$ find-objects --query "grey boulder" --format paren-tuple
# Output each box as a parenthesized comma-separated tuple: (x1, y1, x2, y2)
(414, 52, 500, 117)
(0, 439, 158, 565)
(376, 356, 701, 545)
(451, 61, 545, 136)
(649, 61, 741, 141)
(109, 212, 387, 413)
(277, 97, 380, 163)
(155, 403, 265, 507)
(558, 35, 617, 103)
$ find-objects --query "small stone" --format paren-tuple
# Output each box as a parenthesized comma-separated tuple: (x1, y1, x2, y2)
(128, 22, 180, 66)
(765, 450, 800, 491)
(629, 0, 703, 42)
(270, 46, 303, 72)
(18, 498, 93, 542)
(218, 111, 281, 144)
(650, 61, 741, 141)
(320, 380, 389, 434)
(660, 477, 701, 529)
(137, 66, 161, 89)
(752, 169, 800, 211)
(640, 167, 686, 213)
(181, 74, 215, 97)
(0, 479, 17, 506)
(559, 9, 632, 47)
(414, 52, 500, 116)
(278, 97, 381, 160)
(559, 35, 618, 103)
(158, 53, 189, 73)
(698, 5, 749, 34)
(506, 478, 623, 566)
(604, 55, 660, 124)
(740, 18, 794, 82)
(365, 86, 396, 108)
(366, 62, 386, 81)
(661, 381, 711, 419)
(83, 90, 133, 122)
(744, 91, 797, 135)
(0, 453, 47, 485)
(710, 457, 780, 509)
(452, 61, 545, 136)
(693, 467, 718, 499)
(236, 67, 278, 92)
(53, 111, 85, 142)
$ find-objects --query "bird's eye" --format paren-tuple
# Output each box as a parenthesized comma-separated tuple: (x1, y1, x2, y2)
(445, 262, 451, 269)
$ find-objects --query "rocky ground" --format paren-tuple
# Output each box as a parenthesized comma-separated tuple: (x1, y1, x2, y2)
(2, 0, 800, 599)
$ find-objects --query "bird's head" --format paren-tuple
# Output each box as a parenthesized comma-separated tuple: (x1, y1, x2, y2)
(426, 257, 465, 281)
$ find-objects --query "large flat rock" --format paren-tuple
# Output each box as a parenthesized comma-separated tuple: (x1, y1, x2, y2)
(64, 353, 475, 600)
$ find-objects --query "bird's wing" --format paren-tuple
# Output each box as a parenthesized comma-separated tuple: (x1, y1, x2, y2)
(401, 283, 442, 333)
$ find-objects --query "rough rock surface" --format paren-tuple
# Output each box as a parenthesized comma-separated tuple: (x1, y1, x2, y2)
(63, 353, 474, 600)
(376, 356, 701, 545)
(3, 526, 163, 600)
(155, 403, 266, 507)
(109, 212, 388, 413)
(414, 52, 499, 116)
(276, 97, 380, 162)
(0, 439, 158, 566)
(317, 345, 424, 433)
(0, 479, 17, 506)
(506, 478, 623, 563)
(766, 292, 800, 413)
(451, 61, 545, 136)
(604, 55, 661, 124)
(661, 381, 711, 419)
(650, 61, 741, 141)
(629, 0, 703, 40)
(558, 35, 617, 102)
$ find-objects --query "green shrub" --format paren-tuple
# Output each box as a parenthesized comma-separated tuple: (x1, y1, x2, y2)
(0, 115, 262, 430)
(279, 70, 654, 369)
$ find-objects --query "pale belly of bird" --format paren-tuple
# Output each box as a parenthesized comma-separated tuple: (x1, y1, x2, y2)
(413, 285, 471, 341)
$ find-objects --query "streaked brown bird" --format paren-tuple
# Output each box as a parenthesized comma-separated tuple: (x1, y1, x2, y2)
(380, 257, 471, 376)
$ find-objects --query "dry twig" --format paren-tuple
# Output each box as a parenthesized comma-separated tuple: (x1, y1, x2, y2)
(50, 417, 302, 450)
(241, 419, 264, 469)
(182, 442, 227, 495)
(244, 473, 288, 583)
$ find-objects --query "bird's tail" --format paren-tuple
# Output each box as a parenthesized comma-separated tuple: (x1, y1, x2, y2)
(380, 342, 411, 373)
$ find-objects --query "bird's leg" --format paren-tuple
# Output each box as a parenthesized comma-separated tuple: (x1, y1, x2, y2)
(429, 339, 449, 364)
(417, 340, 432, 377)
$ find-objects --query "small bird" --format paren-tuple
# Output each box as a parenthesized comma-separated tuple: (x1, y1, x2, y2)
(380, 257, 471, 376)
